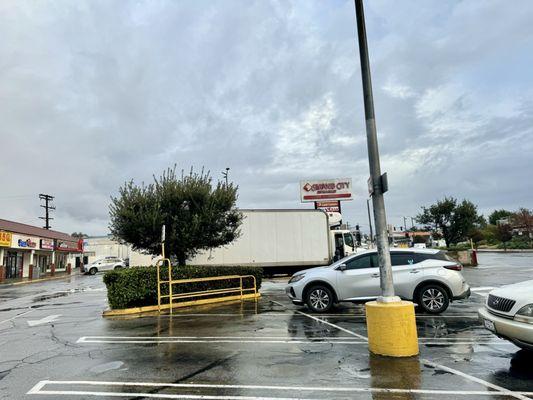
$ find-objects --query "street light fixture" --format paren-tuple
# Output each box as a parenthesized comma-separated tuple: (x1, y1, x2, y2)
(222, 167, 230, 185)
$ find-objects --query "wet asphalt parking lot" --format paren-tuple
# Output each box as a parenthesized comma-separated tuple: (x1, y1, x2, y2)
(1, 252, 532, 400)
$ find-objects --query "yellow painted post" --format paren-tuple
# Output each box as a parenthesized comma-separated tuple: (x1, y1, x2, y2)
(365, 301, 419, 357)
(167, 260, 173, 314)
(157, 261, 161, 312)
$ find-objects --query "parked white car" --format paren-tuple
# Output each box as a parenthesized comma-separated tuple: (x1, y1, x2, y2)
(478, 280, 533, 351)
(286, 248, 470, 314)
(84, 256, 126, 275)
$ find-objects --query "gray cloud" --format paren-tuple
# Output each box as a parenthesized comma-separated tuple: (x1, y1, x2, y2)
(0, 0, 532, 235)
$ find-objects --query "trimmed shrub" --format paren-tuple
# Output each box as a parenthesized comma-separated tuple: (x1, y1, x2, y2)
(103, 265, 263, 310)
(497, 236, 532, 250)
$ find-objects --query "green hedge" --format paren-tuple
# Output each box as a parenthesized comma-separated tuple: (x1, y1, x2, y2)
(103, 265, 262, 310)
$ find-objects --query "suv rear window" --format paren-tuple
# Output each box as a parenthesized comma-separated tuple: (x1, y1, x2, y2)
(419, 251, 455, 262)
(390, 252, 417, 266)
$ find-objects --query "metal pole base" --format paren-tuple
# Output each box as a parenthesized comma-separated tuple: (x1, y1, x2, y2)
(377, 295, 402, 303)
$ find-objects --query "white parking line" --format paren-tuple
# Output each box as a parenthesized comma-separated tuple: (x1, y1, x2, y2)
(422, 360, 531, 400)
(76, 335, 514, 346)
(0, 309, 34, 325)
(27, 380, 533, 398)
(77, 336, 367, 344)
(151, 313, 479, 318)
(269, 299, 527, 400)
(471, 287, 496, 292)
(270, 300, 368, 339)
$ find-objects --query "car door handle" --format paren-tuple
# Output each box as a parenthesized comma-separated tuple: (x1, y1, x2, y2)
(409, 269, 420, 274)
(371, 273, 380, 278)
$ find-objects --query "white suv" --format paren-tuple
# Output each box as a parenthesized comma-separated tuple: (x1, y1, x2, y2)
(84, 257, 126, 275)
(478, 280, 533, 351)
(286, 248, 470, 314)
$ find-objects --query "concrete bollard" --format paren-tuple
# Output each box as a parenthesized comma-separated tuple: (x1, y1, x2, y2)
(29, 264, 34, 280)
(50, 263, 56, 276)
(365, 300, 419, 357)
(0, 266, 5, 283)
(67, 263, 72, 274)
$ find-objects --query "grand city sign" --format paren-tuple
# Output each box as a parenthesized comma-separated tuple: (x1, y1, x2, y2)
(300, 178, 353, 202)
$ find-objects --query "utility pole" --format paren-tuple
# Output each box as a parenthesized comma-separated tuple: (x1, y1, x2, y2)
(221, 167, 230, 185)
(411, 216, 415, 230)
(353, 0, 418, 358)
(39, 194, 55, 230)
(366, 198, 374, 246)
(354, 0, 396, 301)
(403, 216, 407, 232)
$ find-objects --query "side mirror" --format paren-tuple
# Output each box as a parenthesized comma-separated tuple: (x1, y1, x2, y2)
(338, 264, 347, 271)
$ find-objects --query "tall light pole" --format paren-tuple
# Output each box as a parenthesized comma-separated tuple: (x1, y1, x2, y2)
(354, 0, 396, 301)
(221, 167, 230, 185)
(353, 0, 418, 357)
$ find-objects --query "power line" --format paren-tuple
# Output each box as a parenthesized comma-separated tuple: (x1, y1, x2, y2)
(39, 194, 55, 230)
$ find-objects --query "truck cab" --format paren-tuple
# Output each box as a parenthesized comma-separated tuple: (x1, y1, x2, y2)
(331, 230, 357, 261)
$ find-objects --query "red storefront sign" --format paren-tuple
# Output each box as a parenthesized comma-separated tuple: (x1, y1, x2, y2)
(314, 200, 341, 213)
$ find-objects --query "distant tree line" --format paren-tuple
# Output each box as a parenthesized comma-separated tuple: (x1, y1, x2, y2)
(416, 197, 532, 250)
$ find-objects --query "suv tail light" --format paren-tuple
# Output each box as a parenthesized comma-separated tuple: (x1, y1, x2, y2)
(444, 264, 462, 271)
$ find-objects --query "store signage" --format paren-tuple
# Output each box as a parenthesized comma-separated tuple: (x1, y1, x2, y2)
(300, 178, 353, 202)
(0, 231, 12, 247)
(315, 200, 341, 213)
(11, 234, 39, 249)
(40, 239, 54, 250)
(55, 240, 80, 252)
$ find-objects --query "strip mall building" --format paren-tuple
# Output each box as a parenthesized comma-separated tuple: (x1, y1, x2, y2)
(0, 219, 82, 280)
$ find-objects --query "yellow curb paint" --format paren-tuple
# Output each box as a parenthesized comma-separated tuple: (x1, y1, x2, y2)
(365, 300, 419, 357)
(10, 274, 73, 286)
(103, 292, 261, 317)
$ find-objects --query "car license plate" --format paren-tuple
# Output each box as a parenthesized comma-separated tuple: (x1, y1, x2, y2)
(484, 319, 495, 332)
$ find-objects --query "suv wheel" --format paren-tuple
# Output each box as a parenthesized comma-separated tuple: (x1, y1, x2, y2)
(114, 265, 122, 270)
(305, 285, 334, 313)
(89, 267, 97, 275)
(418, 284, 449, 314)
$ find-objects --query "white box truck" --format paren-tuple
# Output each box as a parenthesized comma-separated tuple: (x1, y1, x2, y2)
(188, 209, 356, 274)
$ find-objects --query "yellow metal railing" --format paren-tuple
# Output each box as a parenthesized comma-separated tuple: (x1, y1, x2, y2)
(156, 259, 257, 313)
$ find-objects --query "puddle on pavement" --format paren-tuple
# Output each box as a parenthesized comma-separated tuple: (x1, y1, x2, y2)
(31, 287, 103, 303)
(32, 292, 69, 302)
(90, 361, 125, 374)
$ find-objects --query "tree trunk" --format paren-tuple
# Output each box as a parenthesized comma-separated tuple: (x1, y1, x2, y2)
(177, 253, 187, 266)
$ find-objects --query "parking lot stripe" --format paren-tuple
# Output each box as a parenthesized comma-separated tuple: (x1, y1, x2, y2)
(28, 380, 533, 398)
(0, 309, 34, 325)
(270, 300, 526, 398)
(270, 300, 368, 339)
(421, 360, 531, 400)
(149, 313, 479, 318)
(76, 336, 514, 346)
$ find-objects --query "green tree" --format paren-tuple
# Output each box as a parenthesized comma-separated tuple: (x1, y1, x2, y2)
(495, 224, 513, 251)
(71, 232, 89, 238)
(109, 166, 242, 265)
(416, 197, 483, 248)
(512, 208, 533, 246)
(488, 209, 513, 225)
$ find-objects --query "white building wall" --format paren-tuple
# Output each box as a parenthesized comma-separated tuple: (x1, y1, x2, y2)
(81, 236, 131, 264)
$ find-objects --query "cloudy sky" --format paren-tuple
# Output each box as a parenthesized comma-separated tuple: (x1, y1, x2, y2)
(1, 0, 532, 235)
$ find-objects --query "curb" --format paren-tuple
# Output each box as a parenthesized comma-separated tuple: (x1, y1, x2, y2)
(103, 292, 261, 317)
(1, 273, 77, 287)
